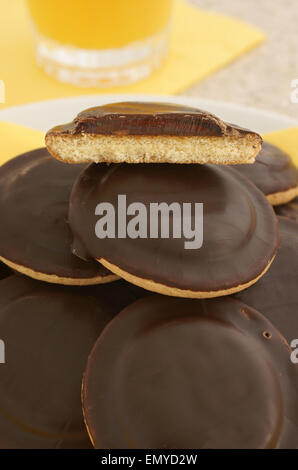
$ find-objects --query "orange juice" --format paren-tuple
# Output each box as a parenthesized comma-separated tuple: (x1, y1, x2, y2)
(26, 0, 173, 49)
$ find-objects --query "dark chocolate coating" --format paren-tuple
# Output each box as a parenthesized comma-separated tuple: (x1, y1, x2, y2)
(83, 295, 298, 449)
(69, 163, 278, 293)
(0, 148, 111, 280)
(232, 142, 298, 196)
(47, 101, 260, 138)
(275, 197, 298, 222)
(0, 275, 138, 449)
(0, 263, 11, 280)
(235, 216, 298, 343)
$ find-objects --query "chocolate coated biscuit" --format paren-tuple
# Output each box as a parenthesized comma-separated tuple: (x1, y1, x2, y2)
(0, 275, 137, 449)
(232, 142, 298, 205)
(83, 295, 298, 449)
(235, 216, 298, 343)
(69, 162, 278, 298)
(46, 102, 262, 165)
(0, 148, 116, 285)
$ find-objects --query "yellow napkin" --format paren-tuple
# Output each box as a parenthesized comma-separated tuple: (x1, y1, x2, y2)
(1, 122, 298, 169)
(0, 0, 265, 108)
(0, 122, 44, 164)
(264, 128, 298, 167)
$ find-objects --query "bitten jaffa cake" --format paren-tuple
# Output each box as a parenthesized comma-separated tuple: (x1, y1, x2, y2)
(45, 102, 262, 165)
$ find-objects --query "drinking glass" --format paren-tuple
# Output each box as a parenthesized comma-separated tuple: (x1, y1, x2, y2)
(26, 0, 173, 87)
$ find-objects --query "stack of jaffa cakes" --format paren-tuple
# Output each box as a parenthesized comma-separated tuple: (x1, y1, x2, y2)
(0, 103, 297, 450)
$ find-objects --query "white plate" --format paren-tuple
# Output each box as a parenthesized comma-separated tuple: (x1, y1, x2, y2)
(0, 94, 297, 133)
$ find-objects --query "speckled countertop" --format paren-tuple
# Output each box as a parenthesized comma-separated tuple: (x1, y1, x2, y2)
(184, 0, 298, 119)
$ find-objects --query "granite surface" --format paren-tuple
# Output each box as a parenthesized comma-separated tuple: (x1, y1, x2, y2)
(184, 0, 298, 119)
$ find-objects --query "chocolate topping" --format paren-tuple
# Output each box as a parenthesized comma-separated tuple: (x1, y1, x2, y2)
(235, 216, 298, 343)
(47, 101, 259, 138)
(83, 295, 298, 449)
(0, 275, 137, 449)
(0, 148, 112, 281)
(69, 163, 278, 294)
(232, 142, 298, 196)
(275, 197, 298, 222)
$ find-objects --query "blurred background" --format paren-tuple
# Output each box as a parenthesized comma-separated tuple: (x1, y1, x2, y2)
(191, 0, 298, 118)
(0, 0, 297, 119)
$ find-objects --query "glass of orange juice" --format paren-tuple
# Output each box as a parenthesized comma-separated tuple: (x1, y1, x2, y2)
(25, 0, 173, 87)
